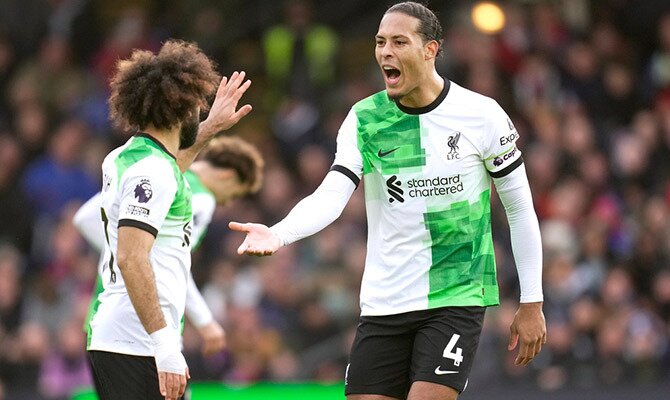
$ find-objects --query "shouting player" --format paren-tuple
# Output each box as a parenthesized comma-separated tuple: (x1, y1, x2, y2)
(229, 3, 545, 400)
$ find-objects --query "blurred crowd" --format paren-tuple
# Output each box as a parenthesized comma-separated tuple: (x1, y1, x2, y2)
(0, 0, 670, 399)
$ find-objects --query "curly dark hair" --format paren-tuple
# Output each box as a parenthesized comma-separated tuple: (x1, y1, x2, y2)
(109, 40, 221, 131)
(201, 136, 264, 193)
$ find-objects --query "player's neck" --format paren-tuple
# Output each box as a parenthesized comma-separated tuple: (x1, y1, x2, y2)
(143, 125, 180, 156)
(398, 71, 444, 109)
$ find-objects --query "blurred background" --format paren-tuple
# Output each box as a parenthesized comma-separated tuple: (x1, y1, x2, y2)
(0, 0, 670, 399)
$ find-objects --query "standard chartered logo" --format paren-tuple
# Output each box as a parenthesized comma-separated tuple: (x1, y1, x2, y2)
(386, 176, 404, 203)
(386, 174, 464, 203)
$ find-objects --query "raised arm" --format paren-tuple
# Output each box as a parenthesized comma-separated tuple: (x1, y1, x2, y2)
(177, 71, 252, 171)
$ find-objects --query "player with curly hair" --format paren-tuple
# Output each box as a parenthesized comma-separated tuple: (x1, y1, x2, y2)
(87, 40, 251, 400)
(75, 135, 263, 373)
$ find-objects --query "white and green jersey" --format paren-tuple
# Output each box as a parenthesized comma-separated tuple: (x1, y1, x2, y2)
(78, 171, 215, 342)
(88, 134, 192, 356)
(333, 81, 523, 316)
(184, 170, 216, 249)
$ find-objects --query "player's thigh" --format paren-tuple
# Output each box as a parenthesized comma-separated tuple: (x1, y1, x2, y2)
(88, 350, 164, 400)
(345, 315, 416, 399)
(407, 381, 458, 400)
(410, 306, 486, 395)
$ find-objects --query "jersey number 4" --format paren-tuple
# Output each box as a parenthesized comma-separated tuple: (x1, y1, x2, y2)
(443, 334, 464, 367)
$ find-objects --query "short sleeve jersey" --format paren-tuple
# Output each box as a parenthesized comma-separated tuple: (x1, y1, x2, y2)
(84, 171, 214, 341)
(88, 134, 192, 356)
(332, 81, 523, 316)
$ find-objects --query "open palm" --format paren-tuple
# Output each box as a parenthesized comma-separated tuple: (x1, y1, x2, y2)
(228, 222, 280, 256)
(200, 71, 253, 139)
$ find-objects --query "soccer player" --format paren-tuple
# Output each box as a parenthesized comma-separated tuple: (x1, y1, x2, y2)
(229, 2, 545, 400)
(88, 40, 251, 400)
(74, 136, 264, 357)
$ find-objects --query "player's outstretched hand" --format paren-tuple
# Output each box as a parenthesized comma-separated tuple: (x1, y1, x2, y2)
(198, 321, 226, 357)
(508, 302, 547, 366)
(228, 222, 280, 256)
(200, 71, 253, 139)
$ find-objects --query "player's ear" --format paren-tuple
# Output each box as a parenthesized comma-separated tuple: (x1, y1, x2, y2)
(425, 40, 439, 60)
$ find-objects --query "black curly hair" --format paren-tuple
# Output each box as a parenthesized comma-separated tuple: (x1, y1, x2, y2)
(109, 40, 220, 131)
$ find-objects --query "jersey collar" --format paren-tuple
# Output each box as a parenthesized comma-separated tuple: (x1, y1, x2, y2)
(395, 79, 451, 115)
(136, 133, 177, 161)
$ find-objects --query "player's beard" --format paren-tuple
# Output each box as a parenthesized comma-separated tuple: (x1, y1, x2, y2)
(385, 85, 406, 101)
(179, 115, 199, 149)
(387, 91, 401, 101)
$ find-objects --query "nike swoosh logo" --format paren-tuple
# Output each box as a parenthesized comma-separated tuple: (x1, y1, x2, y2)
(434, 366, 459, 375)
(377, 147, 399, 157)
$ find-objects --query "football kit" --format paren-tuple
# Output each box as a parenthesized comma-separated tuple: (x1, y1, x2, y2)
(75, 169, 216, 341)
(87, 133, 192, 356)
(270, 80, 543, 396)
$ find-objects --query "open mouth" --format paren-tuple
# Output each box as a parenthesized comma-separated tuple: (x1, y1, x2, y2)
(383, 66, 401, 85)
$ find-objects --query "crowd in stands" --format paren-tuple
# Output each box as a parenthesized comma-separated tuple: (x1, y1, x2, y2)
(0, 0, 669, 399)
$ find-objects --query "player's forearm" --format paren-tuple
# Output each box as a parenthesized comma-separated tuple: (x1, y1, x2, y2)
(117, 254, 166, 333)
(185, 272, 213, 327)
(270, 171, 356, 246)
(507, 202, 543, 303)
(494, 167, 543, 303)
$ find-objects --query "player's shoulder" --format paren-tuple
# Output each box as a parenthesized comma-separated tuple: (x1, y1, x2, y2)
(120, 136, 174, 163)
(108, 138, 178, 183)
(352, 90, 394, 113)
(126, 153, 175, 172)
(445, 81, 499, 113)
(102, 145, 123, 169)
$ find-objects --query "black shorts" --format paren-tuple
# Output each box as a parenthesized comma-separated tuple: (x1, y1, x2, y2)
(345, 306, 486, 399)
(88, 350, 185, 400)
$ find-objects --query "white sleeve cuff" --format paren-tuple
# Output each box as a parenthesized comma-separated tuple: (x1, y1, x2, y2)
(520, 294, 544, 303)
